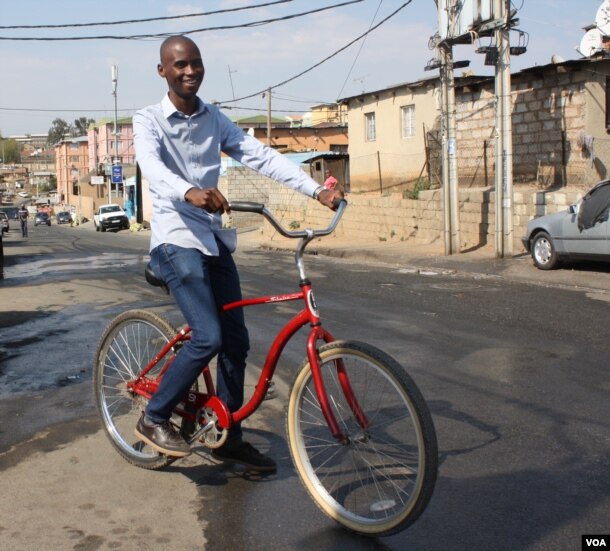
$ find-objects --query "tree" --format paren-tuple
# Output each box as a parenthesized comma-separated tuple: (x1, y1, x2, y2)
(47, 118, 71, 146)
(72, 117, 94, 137)
(0, 139, 19, 164)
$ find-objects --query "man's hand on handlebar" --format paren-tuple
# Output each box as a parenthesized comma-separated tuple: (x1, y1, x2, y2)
(185, 187, 230, 214)
(317, 189, 344, 210)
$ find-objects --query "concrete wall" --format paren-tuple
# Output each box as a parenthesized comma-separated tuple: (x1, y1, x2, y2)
(452, 59, 610, 189)
(455, 67, 592, 188)
(253, 186, 585, 254)
(222, 163, 585, 254)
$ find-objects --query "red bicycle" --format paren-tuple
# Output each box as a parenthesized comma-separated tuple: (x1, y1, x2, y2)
(93, 200, 438, 536)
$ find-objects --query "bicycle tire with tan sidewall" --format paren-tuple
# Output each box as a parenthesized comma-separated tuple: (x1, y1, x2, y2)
(286, 340, 438, 537)
(93, 309, 195, 470)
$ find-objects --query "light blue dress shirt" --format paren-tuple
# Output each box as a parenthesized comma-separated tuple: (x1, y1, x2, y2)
(133, 94, 320, 255)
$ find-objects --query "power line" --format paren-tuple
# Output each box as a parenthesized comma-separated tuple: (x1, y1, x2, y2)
(272, 92, 331, 103)
(0, 104, 313, 115)
(1, 1, 410, 124)
(0, 0, 294, 30)
(220, 105, 315, 114)
(0, 107, 137, 113)
(336, 0, 384, 99)
(218, 0, 413, 104)
(0, 1, 363, 41)
(272, 93, 330, 104)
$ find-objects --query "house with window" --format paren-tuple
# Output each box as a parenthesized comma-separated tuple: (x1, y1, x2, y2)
(232, 114, 347, 154)
(55, 136, 89, 208)
(451, 56, 610, 190)
(88, 117, 135, 176)
(339, 76, 444, 193)
(309, 102, 347, 126)
(340, 56, 610, 196)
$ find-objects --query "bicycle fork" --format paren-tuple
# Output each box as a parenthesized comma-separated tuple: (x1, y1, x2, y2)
(306, 327, 370, 444)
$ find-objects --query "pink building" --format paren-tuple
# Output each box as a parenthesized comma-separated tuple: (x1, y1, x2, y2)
(55, 136, 89, 206)
(87, 117, 135, 174)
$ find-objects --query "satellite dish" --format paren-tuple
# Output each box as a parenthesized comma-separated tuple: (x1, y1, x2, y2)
(579, 28, 603, 57)
(596, 0, 610, 36)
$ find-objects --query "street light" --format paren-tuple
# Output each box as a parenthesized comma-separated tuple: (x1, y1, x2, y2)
(111, 64, 119, 204)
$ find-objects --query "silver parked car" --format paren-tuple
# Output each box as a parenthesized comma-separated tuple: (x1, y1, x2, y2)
(522, 180, 610, 270)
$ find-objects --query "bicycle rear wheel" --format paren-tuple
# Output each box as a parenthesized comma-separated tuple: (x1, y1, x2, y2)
(286, 340, 438, 536)
(93, 309, 191, 470)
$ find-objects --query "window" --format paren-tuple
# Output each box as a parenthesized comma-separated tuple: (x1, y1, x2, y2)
(365, 112, 376, 141)
(111, 140, 123, 150)
(401, 105, 415, 138)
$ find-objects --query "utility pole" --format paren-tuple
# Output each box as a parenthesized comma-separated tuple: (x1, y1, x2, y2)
(439, 47, 451, 255)
(228, 65, 238, 117)
(493, 0, 513, 257)
(111, 64, 119, 205)
(445, 44, 460, 254)
(438, 1, 461, 255)
(266, 88, 272, 146)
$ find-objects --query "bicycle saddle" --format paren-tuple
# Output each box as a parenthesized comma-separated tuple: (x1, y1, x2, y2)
(144, 262, 170, 295)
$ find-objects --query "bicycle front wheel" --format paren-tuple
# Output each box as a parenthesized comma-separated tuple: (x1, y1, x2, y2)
(93, 309, 185, 470)
(287, 340, 438, 537)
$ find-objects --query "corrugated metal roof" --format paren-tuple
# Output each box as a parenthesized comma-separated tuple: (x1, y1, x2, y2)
(222, 151, 347, 174)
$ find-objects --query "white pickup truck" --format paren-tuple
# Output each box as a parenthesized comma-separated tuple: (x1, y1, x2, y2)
(93, 204, 130, 232)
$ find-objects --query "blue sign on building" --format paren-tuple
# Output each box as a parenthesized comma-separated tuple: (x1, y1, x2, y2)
(111, 165, 123, 184)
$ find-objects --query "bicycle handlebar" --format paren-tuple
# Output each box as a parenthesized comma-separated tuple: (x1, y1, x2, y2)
(229, 199, 347, 239)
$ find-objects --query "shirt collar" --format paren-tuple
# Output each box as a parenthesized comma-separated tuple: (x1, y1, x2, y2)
(161, 93, 208, 119)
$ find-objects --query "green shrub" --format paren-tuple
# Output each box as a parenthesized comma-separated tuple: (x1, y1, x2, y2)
(404, 177, 431, 200)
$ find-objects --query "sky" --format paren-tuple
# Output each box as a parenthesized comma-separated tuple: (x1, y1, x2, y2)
(0, 0, 604, 138)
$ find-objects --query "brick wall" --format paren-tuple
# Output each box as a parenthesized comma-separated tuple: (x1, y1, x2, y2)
(223, 166, 585, 254)
(454, 68, 599, 188)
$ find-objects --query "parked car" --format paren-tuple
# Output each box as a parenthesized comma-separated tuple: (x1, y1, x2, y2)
(34, 212, 51, 227)
(93, 204, 129, 232)
(0, 212, 8, 234)
(522, 179, 610, 270)
(17, 191, 29, 198)
(56, 211, 71, 225)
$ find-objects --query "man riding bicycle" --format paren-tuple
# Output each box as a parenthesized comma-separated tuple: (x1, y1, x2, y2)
(133, 35, 343, 471)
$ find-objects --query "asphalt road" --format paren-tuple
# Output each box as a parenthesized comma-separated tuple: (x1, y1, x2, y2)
(0, 222, 608, 550)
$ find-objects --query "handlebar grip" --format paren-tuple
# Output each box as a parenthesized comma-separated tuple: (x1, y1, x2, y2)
(229, 201, 265, 214)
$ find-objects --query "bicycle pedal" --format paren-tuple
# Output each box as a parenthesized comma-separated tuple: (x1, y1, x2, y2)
(187, 419, 216, 444)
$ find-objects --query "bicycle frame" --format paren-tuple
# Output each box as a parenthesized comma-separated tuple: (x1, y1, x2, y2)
(129, 199, 368, 442)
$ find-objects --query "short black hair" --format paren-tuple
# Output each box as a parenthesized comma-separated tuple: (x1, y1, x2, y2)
(159, 35, 199, 63)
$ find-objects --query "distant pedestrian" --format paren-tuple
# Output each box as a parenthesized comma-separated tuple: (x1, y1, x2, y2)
(18, 205, 28, 237)
(323, 169, 338, 190)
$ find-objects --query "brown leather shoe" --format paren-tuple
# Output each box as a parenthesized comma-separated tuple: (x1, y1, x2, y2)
(134, 414, 191, 457)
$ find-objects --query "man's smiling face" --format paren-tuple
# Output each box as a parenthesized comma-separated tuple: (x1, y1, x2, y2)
(158, 37, 205, 103)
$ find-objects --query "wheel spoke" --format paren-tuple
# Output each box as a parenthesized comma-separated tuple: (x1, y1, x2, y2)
(93, 310, 185, 470)
(287, 341, 437, 536)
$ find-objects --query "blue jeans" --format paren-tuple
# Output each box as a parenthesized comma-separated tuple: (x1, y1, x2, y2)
(147, 241, 250, 441)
